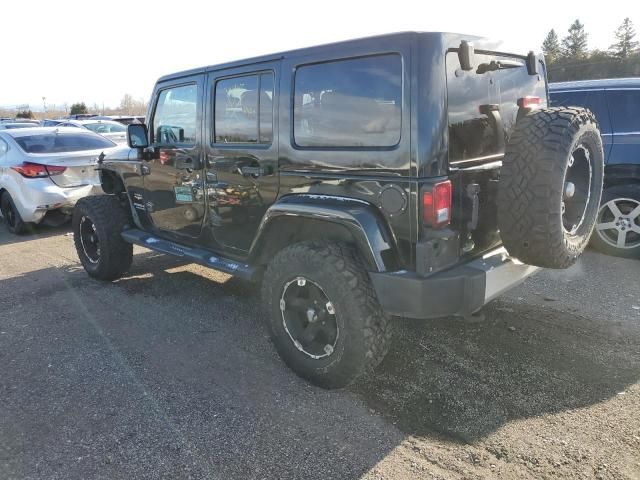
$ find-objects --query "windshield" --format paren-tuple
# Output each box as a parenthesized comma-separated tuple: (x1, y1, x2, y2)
(84, 122, 126, 134)
(15, 133, 115, 153)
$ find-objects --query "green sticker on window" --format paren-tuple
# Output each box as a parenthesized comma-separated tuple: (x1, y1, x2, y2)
(174, 186, 193, 203)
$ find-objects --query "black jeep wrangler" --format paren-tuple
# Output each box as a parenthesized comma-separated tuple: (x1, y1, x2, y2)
(73, 32, 604, 388)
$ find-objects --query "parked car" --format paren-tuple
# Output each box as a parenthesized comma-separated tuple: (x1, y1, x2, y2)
(56, 119, 128, 145)
(72, 32, 603, 388)
(0, 123, 39, 130)
(550, 78, 640, 258)
(0, 127, 120, 233)
(93, 115, 145, 125)
(42, 119, 65, 127)
(0, 119, 40, 125)
(65, 114, 98, 120)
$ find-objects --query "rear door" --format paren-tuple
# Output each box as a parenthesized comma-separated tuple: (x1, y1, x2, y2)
(143, 76, 205, 239)
(205, 63, 279, 253)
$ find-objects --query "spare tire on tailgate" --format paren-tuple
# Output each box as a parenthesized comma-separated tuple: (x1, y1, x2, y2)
(497, 107, 604, 268)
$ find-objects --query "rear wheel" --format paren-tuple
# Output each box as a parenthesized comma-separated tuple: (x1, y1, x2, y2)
(72, 195, 133, 280)
(590, 184, 640, 258)
(0, 192, 30, 235)
(262, 241, 393, 389)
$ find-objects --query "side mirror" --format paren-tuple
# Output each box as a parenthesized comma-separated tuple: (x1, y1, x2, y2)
(127, 123, 149, 149)
(458, 40, 475, 71)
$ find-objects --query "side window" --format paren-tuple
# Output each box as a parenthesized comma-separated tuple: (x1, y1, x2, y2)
(551, 90, 610, 133)
(606, 90, 640, 133)
(214, 72, 274, 144)
(293, 54, 402, 148)
(152, 84, 198, 145)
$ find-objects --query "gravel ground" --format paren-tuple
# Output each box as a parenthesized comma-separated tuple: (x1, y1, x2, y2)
(0, 223, 638, 479)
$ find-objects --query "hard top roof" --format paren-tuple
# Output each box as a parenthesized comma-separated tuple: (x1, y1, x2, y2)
(156, 31, 525, 83)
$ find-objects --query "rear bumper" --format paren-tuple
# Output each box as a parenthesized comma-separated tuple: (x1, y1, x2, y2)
(12, 179, 103, 223)
(369, 247, 539, 319)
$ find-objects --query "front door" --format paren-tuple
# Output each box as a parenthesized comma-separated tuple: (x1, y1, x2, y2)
(144, 76, 205, 239)
(205, 65, 279, 252)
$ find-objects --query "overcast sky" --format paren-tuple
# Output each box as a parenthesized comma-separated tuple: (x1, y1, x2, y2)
(1, 0, 635, 110)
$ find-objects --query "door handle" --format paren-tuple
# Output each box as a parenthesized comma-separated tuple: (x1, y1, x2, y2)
(240, 165, 272, 177)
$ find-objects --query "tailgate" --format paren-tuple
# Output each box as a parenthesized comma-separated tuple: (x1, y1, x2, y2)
(445, 50, 547, 257)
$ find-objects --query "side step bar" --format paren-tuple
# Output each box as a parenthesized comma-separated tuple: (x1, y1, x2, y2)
(121, 228, 256, 281)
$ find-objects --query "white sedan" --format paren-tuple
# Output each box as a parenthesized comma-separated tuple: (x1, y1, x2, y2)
(0, 127, 123, 234)
(57, 119, 128, 145)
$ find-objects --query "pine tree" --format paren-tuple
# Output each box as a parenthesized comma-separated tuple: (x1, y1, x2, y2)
(610, 17, 639, 58)
(542, 29, 562, 63)
(70, 102, 88, 115)
(562, 20, 589, 58)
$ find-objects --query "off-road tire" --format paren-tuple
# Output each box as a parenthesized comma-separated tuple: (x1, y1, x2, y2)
(73, 195, 133, 280)
(1, 192, 30, 235)
(262, 241, 393, 389)
(498, 107, 604, 268)
(590, 184, 640, 259)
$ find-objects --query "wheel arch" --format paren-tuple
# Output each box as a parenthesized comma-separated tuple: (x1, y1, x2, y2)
(99, 168, 126, 195)
(249, 195, 401, 272)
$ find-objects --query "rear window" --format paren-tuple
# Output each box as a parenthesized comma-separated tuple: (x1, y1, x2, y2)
(446, 51, 546, 164)
(293, 54, 402, 148)
(606, 89, 640, 133)
(15, 133, 115, 153)
(550, 90, 611, 133)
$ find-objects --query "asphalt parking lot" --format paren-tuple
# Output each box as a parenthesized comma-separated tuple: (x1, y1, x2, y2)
(0, 223, 638, 480)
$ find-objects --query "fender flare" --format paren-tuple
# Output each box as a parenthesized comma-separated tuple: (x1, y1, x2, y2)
(97, 153, 146, 230)
(248, 194, 399, 272)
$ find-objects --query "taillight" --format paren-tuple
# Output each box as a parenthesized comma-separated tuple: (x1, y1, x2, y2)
(45, 165, 66, 176)
(517, 96, 541, 109)
(11, 162, 66, 178)
(422, 180, 452, 228)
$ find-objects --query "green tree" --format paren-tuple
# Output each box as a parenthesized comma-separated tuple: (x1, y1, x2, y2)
(610, 17, 639, 58)
(542, 29, 562, 63)
(15, 110, 34, 119)
(562, 19, 589, 58)
(70, 102, 88, 115)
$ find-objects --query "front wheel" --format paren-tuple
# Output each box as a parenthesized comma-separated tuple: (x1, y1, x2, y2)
(72, 195, 133, 280)
(262, 241, 393, 389)
(590, 184, 640, 258)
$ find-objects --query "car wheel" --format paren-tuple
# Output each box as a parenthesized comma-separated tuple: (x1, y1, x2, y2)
(0, 192, 30, 235)
(262, 241, 393, 389)
(498, 107, 604, 268)
(72, 195, 133, 280)
(590, 184, 640, 258)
